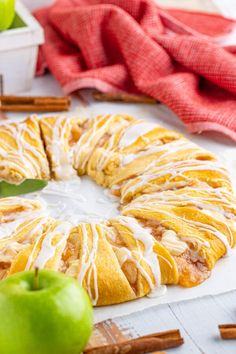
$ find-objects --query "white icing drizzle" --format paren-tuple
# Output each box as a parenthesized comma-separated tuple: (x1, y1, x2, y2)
(0, 213, 47, 241)
(29, 221, 71, 269)
(130, 190, 235, 247)
(0, 198, 47, 240)
(123, 200, 231, 254)
(96, 133, 117, 172)
(122, 139, 195, 166)
(118, 245, 158, 290)
(147, 285, 167, 298)
(77, 223, 99, 305)
(95, 118, 132, 173)
(0, 197, 44, 220)
(112, 216, 162, 291)
(0, 116, 48, 179)
(43, 116, 76, 180)
(119, 121, 158, 148)
(137, 189, 234, 216)
(0, 216, 53, 266)
(121, 159, 228, 202)
(161, 230, 188, 256)
(73, 114, 116, 170)
(186, 219, 232, 254)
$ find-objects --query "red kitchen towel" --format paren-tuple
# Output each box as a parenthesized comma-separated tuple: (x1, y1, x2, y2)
(35, 0, 236, 141)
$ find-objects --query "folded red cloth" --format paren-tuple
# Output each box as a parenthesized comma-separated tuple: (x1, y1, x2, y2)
(35, 0, 236, 141)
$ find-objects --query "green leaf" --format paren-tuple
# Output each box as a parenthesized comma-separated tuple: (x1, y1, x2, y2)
(0, 179, 48, 198)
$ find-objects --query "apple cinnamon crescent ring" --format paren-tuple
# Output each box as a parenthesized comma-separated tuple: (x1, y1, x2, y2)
(0, 113, 235, 306)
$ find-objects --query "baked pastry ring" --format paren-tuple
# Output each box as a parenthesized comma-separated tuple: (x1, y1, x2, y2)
(0, 113, 235, 306)
(0, 116, 50, 183)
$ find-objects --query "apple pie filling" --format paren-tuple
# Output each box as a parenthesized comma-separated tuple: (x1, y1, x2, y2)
(139, 220, 209, 286)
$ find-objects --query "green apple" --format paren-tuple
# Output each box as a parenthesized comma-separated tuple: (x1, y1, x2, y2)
(0, 270, 93, 354)
(0, 0, 15, 31)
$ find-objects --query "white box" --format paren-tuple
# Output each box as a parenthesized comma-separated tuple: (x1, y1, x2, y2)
(0, 0, 44, 94)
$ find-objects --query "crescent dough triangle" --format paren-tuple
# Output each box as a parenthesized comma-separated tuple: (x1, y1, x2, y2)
(0, 116, 50, 183)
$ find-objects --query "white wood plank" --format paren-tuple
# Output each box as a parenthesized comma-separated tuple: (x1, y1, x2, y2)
(111, 292, 236, 353)
(113, 303, 201, 353)
(169, 294, 236, 353)
(212, 291, 236, 322)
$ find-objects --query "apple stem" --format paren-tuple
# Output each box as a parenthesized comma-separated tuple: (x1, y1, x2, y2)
(33, 267, 39, 291)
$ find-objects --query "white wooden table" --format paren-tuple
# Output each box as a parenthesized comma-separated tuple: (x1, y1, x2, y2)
(13, 1, 236, 352)
(114, 291, 236, 353)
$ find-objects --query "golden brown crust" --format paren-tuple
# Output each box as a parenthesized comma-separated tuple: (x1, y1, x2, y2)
(0, 116, 50, 183)
(40, 115, 86, 180)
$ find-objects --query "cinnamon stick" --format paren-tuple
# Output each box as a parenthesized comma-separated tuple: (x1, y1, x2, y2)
(0, 104, 69, 112)
(0, 95, 71, 112)
(84, 329, 183, 354)
(93, 92, 158, 104)
(219, 324, 236, 339)
(0, 95, 70, 104)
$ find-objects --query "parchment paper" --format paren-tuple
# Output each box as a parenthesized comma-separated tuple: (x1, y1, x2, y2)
(7, 95, 236, 325)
